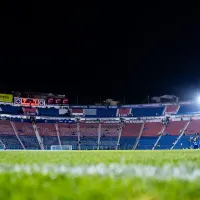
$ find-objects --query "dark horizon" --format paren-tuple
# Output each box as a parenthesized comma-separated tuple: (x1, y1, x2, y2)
(1, 2, 200, 105)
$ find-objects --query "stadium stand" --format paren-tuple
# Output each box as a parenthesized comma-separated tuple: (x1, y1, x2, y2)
(37, 108, 59, 117)
(99, 123, 120, 150)
(0, 105, 21, 115)
(154, 120, 189, 149)
(80, 123, 99, 150)
(155, 135, 178, 149)
(137, 136, 158, 150)
(184, 119, 200, 135)
(71, 108, 84, 116)
(58, 123, 78, 150)
(36, 122, 59, 150)
(97, 108, 117, 118)
(119, 122, 143, 150)
(14, 122, 40, 149)
(136, 122, 163, 150)
(118, 108, 131, 116)
(0, 120, 23, 149)
(2, 100, 200, 150)
(178, 104, 200, 115)
(131, 106, 164, 117)
(164, 105, 180, 114)
(163, 120, 188, 135)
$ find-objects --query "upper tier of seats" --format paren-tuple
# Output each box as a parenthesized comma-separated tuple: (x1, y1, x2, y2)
(37, 108, 59, 116)
(131, 107, 165, 117)
(137, 136, 158, 150)
(0, 105, 21, 115)
(165, 105, 179, 114)
(178, 104, 200, 115)
(2, 102, 200, 117)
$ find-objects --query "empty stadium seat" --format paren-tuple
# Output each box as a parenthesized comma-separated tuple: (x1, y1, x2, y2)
(0, 105, 21, 115)
(118, 108, 131, 116)
(174, 135, 192, 149)
(119, 137, 136, 150)
(80, 123, 98, 150)
(60, 136, 78, 150)
(155, 135, 177, 149)
(80, 136, 98, 150)
(42, 136, 59, 150)
(178, 104, 200, 115)
(58, 123, 78, 136)
(136, 136, 158, 150)
(14, 122, 35, 136)
(122, 123, 143, 136)
(131, 106, 164, 117)
(14, 122, 39, 149)
(119, 123, 142, 150)
(37, 108, 59, 116)
(19, 136, 40, 149)
(58, 123, 78, 149)
(142, 122, 163, 136)
(35, 123, 59, 149)
(0, 120, 15, 135)
(96, 108, 117, 118)
(185, 120, 200, 135)
(36, 123, 57, 136)
(165, 105, 179, 114)
(99, 136, 118, 149)
(163, 121, 188, 135)
(0, 135, 23, 149)
(99, 123, 120, 149)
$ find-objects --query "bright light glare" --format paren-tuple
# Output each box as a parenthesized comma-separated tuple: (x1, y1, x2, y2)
(197, 96, 200, 104)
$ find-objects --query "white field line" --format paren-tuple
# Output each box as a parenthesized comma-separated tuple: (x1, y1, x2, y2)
(0, 163, 200, 181)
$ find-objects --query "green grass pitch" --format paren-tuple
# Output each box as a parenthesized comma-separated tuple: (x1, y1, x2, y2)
(0, 150, 200, 200)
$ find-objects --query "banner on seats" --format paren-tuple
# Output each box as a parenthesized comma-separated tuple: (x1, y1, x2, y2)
(0, 93, 13, 103)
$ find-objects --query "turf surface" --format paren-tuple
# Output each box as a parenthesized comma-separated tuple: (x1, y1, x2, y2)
(0, 150, 200, 200)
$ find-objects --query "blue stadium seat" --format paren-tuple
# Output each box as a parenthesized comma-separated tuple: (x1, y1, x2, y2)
(136, 136, 158, 150)
(0, 105, 21, 115)
(174, 135, 193, 149)
(96, 108, 117, 118)
(80, 136, 98, 150)
(131, 107, 164, 117)
(60, 136, 78, 150)
(99, 136, 118, 150)
(178, 104, 200, 115)
(38, 108, 59, 117)
(0, 135, 23, 149)
(119, 137, 136, 150)
(155, 135, 177, 149)
(19, 135, 40, 150)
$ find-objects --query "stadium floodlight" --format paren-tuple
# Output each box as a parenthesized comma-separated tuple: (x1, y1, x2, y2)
(197, 96, 200, 104)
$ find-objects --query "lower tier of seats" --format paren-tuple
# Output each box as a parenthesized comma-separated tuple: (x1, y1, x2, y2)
(99, 136, 118, 150)
(80, 136, 98, 150)
(136, 136, 158, 150)
(154, 135, 178, 150)
(0, 135, 23, 149)
(119, 137, 137, 150)
(19, 135, 40, 150)
(60, 136, 78, 150)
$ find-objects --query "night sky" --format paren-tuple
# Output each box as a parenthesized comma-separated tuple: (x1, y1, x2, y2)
(1, 2, 200, 104)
